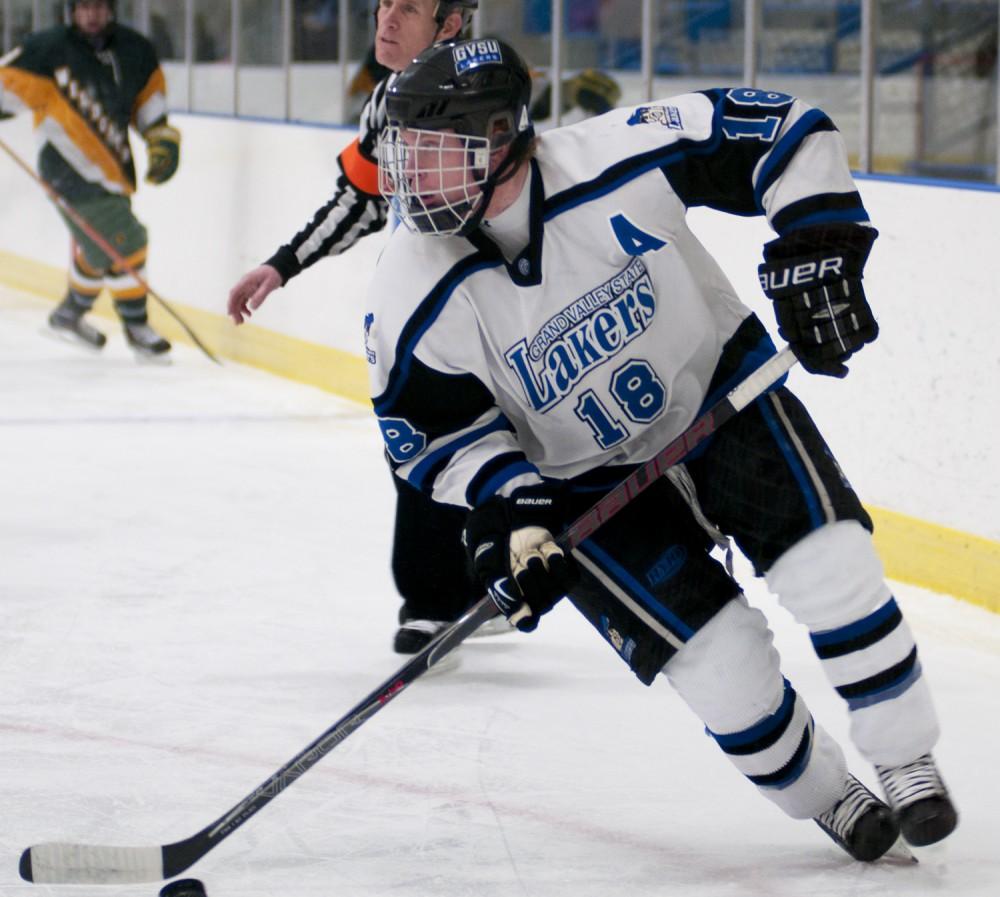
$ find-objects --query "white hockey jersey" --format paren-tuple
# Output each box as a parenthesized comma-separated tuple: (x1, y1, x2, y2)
(365, 87, 871, 509)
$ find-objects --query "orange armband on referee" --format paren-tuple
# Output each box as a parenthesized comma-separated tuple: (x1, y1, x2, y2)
(339, 138, 380, 197)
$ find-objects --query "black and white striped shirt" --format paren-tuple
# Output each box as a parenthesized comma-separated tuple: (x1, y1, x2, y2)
(265, 74, 396, 283)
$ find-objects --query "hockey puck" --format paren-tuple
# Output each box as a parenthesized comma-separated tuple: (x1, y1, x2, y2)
(159, 879, 207, 897)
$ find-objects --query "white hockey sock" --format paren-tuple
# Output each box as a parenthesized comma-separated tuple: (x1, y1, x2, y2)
(663, 596, 846, 819)
(765, 521, 940, 766)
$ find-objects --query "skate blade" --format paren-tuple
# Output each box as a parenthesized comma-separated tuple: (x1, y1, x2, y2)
(130, 347, 173, 366)
(903, 837, 950, 869)
(883, 835, 919, 864)
(40, 325, 105, 352)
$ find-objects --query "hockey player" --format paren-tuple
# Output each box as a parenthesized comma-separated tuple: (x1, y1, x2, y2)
(227, 0, 503, 658)
(0, 0, 179, 358)
(366, 37, 959, 860)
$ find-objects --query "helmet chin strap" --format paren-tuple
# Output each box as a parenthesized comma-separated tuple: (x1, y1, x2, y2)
(456, 133, 530, 237)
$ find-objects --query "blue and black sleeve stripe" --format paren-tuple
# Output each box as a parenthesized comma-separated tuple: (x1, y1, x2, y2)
(771, 191, 870, 234)
(466, 451, 540, 508)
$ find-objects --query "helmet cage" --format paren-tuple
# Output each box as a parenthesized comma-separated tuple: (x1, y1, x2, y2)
(379, 125, 494, 236)
(381, 39, 533, 236)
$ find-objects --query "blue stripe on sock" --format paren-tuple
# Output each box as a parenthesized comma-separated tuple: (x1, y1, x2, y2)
(811, 597, 900, 650)
(749, 719, 815, 790)
(844, 659, 923, 710)
(710, 679, 796, 753)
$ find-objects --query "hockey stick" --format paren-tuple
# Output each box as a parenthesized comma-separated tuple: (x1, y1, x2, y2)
(19, 346, 796, 885)
(0, 136, 221, 365)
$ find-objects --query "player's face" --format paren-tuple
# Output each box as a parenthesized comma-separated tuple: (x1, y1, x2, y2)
(375, 0, 441, 73)
(71, 0, 113, 36)
(402, 128, 484, 206)
(379, 125, 495, 235)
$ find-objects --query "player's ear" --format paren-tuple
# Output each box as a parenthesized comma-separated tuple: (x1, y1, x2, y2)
(438, 11, 463, 41)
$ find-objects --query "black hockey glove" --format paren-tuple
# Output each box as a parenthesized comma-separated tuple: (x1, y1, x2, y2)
(758, 223, 879, 377)
(144, 123, 181, 185)
(463, 484, 578, 632)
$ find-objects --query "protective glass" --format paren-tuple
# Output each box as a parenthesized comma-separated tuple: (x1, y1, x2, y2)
(378, 125, 492, 237)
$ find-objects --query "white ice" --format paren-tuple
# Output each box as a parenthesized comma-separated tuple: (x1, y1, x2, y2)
(2, 284, 998, 897)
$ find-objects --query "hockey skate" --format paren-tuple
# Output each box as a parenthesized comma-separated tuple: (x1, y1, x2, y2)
(47, 295, 106, 349)
(393, 617, 460, 674)
(123, 320, 171, 360)
(876, 754, 958, 847)
(814, 775, 900, 861)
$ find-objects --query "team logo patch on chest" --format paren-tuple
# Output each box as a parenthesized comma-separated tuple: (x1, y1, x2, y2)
(504, 257, 656, 411)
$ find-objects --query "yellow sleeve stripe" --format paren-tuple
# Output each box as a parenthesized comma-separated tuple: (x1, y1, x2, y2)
(3, 66, 132, 192)
(132, 68, 166, 128)
(0, 66, 52, 112)
(45, 89, 133, 192)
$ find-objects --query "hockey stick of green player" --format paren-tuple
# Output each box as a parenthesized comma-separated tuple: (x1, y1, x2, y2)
(18, 346, 796, 885)
(0, 136, 221, 365)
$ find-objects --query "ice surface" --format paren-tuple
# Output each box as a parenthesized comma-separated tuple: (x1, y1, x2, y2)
(2, 286, 997, 897)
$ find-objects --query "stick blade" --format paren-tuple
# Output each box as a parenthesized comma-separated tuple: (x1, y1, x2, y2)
(20, 842, 165, 884)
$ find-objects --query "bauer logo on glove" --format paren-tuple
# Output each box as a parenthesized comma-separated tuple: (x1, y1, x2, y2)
(758, 223, 878, 378)
(758, 254, 846, 293)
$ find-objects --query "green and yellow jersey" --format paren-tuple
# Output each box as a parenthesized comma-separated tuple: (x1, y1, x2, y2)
(0, 23, 167, 201)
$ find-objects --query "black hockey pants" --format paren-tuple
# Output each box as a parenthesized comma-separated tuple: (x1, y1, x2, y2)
(561, 383, 871, 685)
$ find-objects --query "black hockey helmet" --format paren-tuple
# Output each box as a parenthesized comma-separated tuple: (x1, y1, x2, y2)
(435, 1, 478, 27)
(385, 37, 533, 154)
(379, 37, 534, 237)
